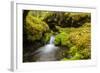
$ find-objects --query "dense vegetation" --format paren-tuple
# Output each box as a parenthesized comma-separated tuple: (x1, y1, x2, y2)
(23, 10, 91, 62)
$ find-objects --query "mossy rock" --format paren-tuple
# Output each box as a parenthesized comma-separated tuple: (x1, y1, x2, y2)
(42, 32, 52, 44)
(54, 32, 72, 47)
(55, 25, 91, 60)
(24, 11, 50, 41)
(70, 53, 82, 60)
(64, 12, 91, 27)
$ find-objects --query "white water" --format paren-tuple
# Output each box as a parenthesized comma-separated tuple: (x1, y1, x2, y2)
(49, 36, 55, 44)
(34, 35, 58, 61)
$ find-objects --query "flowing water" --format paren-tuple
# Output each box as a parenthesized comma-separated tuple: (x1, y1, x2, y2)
(49, 36, 55, 44)
(34, 35, 59, 61)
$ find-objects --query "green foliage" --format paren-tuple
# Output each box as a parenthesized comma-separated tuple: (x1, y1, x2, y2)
(54, 32, 72, 47)
(67, 26, 91, 60)
(23, 10, 91, 62)
(57, 24, 91, 60)
(69, 27, 90, 49)
(64, 12, 91, 27)
(29, 11, 53, 20)
(56, 26, 72, 33)
(70, 53, 82, 60)
(82, 22, 91, 27)
(25, 11, 50, 41)
(80, 47, 91, 59)
(69, 46, 78, 56)
(67, 12, 90, 21)
(54, 31, 73, 48)
(54, 34, 61, 45)
(42, 32, 52, 44)
(60, 32, 69, 46)
(62, 58, 69, 61)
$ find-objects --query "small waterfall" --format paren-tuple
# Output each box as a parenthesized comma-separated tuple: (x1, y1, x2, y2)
(33, 35, 59, 61)
(49, 36, 55, 44)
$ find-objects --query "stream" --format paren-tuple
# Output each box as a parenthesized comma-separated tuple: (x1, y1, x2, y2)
(24, 35, 67, 62)
(33, 36, 59, 61)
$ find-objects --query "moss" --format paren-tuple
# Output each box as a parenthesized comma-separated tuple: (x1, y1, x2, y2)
(82, 22, 91, 27)
(23, 10, 91, 61)
(80, 47, 91, 59)
(69, 46, 78, 56)
(64, 12, 91, 27)
(54, 29, 74, 48)
(24, 11, 50, 41)
(54, 34, 61, 45)
(61, 32, 69, 46)
(54, 32, 71, 46)
(28, 11, 53, 21)
(68, 26, 91, 60)
(42, 32, 52, 44)
(62, 58, 69, 61)
(70, 53, 82, 60)
(55, 24, 91, 60)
